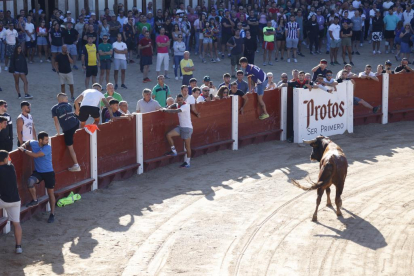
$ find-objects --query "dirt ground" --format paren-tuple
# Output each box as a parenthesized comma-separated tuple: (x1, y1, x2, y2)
(0, 121, 413, 276)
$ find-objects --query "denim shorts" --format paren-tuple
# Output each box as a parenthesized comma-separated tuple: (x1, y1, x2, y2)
(37, 36, 48, 45)
(256, 78, 268, 96)
(66, 44, 77, 55)
(51, 45, 62, 53)
(353, 96, 361, 106)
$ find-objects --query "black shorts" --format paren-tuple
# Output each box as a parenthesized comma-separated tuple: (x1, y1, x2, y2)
(79, 106, 100, 122)
(221, 32, 232, 45)
(141, 55, 152, 66)
(100, 59, 111, 70)
(351, 31, 361, 41)
(25, 41, 35, 48)
(384, 30, 395, 39)
(0, 140, 13, 152)
(32, 171, 56, 189)
(63, 124, 79, 146)
(86, 65, 98, 77)
(126, 39, 135, 50)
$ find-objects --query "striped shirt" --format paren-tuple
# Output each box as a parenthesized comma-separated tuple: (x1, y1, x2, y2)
(286, 21, 299, 39)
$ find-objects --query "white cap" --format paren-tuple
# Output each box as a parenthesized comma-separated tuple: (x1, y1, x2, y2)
(67, 10, 71, 13)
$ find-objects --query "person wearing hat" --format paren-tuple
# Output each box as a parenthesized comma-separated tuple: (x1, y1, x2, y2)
(63, 11, 75, 24)
(200, 76, 217, 96)
(382, 60, 394, 74)
(311, 59, 329, 81)
(74, 83, 113, 128)
(180, 51, 194, 85)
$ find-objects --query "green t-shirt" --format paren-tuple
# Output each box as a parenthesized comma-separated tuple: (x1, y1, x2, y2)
(98, 43, 113, 60)
(152, 84, 170, 107)
(100, 91, 123, 108)
(135, 22, 151, 35)
(263, 27, 275, 42)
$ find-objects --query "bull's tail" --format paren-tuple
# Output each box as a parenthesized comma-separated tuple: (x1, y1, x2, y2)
(290, 177, 327, 191)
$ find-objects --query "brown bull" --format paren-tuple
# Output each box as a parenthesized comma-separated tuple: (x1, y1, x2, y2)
(292, 136, 348, 221)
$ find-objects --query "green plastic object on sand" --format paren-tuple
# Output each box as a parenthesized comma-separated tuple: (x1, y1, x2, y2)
(57, 191, 81, 207)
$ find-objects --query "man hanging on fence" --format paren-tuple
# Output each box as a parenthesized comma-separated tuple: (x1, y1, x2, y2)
(18, 132, 56, 223)
(239, 57, 269, 120)
(163, 94, 193, 168)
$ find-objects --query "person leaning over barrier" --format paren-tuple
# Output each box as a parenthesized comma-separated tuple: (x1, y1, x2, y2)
(229, 82, 249, 115)
(74, 83, 113, 128)
(51, 93, 81, 172)
(358, 64, 379, 81)
(136, 88, 162, 113)
(18, 132, 56, 223)
(276, 73, 289, 88)
(163, 94, 194, 168)
(180, 85, 201, 117)
(104, 99, 131, 122)
(0, 150, 23, 254)
(239, 57, 268, 119)
(119, 101, 130, 115)
(394, 58, 414, 74)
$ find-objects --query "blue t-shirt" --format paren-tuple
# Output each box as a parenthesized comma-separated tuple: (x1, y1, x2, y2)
(245, 64, 266, 84)
(30, 140, 53, 173)
(51, 102, 79, 132)
(383, 14, 400, 31)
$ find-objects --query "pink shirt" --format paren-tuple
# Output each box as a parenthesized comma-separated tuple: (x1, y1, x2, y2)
(156, 35, 169, 53)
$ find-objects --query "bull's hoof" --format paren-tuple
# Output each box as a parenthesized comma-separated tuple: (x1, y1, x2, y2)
(326, 203, 333, 207)
(337, 211, 343, 217)
(312, 216, 318, 222)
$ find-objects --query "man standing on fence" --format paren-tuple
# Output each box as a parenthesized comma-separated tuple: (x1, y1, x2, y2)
(0, 150, 23, 253)
(239, 57, 269, 120)
(18, 132, 56, 223)
(51, 93, 81, 172)
(163, 94, 193, 168)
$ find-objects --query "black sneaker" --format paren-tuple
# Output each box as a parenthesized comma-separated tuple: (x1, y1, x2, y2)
(334, 61, 340, 65)
(330, 62, 335, 66)
(164, 76, 171, 79)
(121, 84, 127, 89)
(351, 51, 354, 55)
(18, 94, 22, 99)
(52, 68, 56, 72)
(114, 84, 118, 90)
(326, 51, 329, 54)
(48, 213, 55, 223)
(356, 51, 360, 55)
(373, 105, 381, 114)
(26, 200, 38, 207)
(25, 94, 33, 99)
(344, 61, 347, 65)
(298, 52, 305, 57)
(350, 62, 355, 66)
(179, 162, 190, 168)
(164, 151, 177, 156)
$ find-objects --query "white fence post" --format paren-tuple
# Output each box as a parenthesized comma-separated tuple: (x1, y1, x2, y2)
(382, 73, 389, 124)
(2, 209, 10, 234)
(231, 95, 239, 150)
(280, 87, 287, 141)
(90, 130, 98, 191)
(136, 113, 144, 175)
(347, 81, 354, 134)
(293, 88, 300, 143)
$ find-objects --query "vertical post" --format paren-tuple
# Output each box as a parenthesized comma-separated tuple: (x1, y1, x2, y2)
(231, 95, 239, 150)
(95, 0, 99, 17)
(75, 0, 79, 20)
(293, 88, 300, 143)
(346, 80, 354, 134)
(35, 0, 39, 26)
(381, 73, 389, 124)
(65, 0, 68, 14)
(136, 113, 144, 174)
(2, 209, 11, 234)
(45, 0, 49, 24)
(280, 87, 287, 141)
(90, 130, 98, 190)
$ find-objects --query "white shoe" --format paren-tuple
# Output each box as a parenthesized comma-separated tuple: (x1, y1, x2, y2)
(377, 50, 381, 54)
(294, 59, 298, 63)
(16, 247, 22, 254)
(373, 50, 376, 55)
(4, 66, 8, 70)
(40, 59, 43, 63)
(216, 57, 220, 62)
(360, 43, 363, 47)
(287, 58, 291, 63)
(175, 76, 178, 80)
(385, 50, 389, 54)
(68, 164, 81, 172)
(180, 76, 183, 80)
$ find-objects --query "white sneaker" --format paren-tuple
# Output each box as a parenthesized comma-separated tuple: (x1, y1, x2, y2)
(360, 43, 363, 47)
(385, 50, 389, 54)
(216, 57, 221, 62)
(40, 59, 43, 63)
(287, 58, 291, 63)
(180, 76, 183, 80)
(16, 247, 22, 254)
(373, 50, 376, 55)
(175, 76, 178, 80)
(4, 66, 8, 71)
(294, 59, 298, 63)
(377, 50, 381, 54)
(68, 164, 81, 172)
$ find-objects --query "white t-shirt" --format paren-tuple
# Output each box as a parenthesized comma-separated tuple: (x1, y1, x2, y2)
(359, 71, 376, 77)
(4, 29, 18, 45)
(196, 96, 205, 103)
(383, 1, 394, 10)
(328, 23, 341, 40)
(200, 84, 218, 96)
(186, 95, 196, 105)
(81, 89, 105, 107)
(178, 103, 192, 128)
(403, 10, 414, 25)
(25, 23, 35, 41)
(352, 0, 361, 8)
(112, 41, 127, 60)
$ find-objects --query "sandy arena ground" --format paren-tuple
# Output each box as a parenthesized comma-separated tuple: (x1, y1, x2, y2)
(1, 44, 414, 275)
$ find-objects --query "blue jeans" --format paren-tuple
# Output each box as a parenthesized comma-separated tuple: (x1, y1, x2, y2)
(195, 30, 200, 54)
(184, 35, 190, 51)
(326, 32, 331, 51)
(0, 41, 5, 62)
(174, 55, 183, 77)
(256, 78, 268, 96)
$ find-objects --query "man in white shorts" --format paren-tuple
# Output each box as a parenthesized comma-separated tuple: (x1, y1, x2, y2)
(74, 83, 113, 127)
(163, 94, 194, 168)
(156, 27, 170, 78)
(112, 33, 128, 90)
(0, 150, 23, 254)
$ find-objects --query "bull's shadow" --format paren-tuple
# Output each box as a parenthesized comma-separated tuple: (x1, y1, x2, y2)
(315, 208, 387, 250)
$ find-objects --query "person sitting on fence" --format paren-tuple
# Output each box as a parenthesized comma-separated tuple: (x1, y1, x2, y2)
(136, 88, 161, 113)
(229, 82, 249, 115)
(394, 58, 414, 74)
(337, 70, 381, 114)
(0, 150, 23, 253)
(265, 73, 277, 90)
(358, 64, 379, 81)
(218, 73, 232, 89)
(51, 93, 81, 172)
(74, 83, 113, 127)
(239, 57, 268, 119)
(166, 97, 175, 107)
(276, 73, 289, 88)
(119, 101, 130, 115)
(100, 83, 123, 109)
(163, 94, 194, 169)
(216, 86, 230, 100)
(18, 132, 56, 223)
(104, 99, 131, 122)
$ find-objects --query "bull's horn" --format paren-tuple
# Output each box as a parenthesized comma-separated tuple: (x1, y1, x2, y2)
(303, 139, 317, 144)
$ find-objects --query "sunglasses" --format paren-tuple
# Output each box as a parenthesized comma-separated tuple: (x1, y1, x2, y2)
(203, 90, 209, 92)
(223, 91, 229, 94)
(326, 74, 332, 76)
(2, 104, 7, 107)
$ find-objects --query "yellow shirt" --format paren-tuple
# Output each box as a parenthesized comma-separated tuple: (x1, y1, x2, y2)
(180, 59, 194, 76)
(263, 27, 275, 42)
(85, 44, 97, 66)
